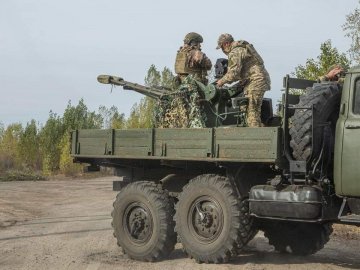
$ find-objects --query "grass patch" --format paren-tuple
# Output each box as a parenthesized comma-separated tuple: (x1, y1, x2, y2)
(0, 169, 47, 182)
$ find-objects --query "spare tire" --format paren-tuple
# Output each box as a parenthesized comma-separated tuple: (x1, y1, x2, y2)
(289, 83, 341, 161)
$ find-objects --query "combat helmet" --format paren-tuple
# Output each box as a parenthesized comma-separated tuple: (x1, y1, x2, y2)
(184, 32, 203, 45)
(216, 33, 234, 49)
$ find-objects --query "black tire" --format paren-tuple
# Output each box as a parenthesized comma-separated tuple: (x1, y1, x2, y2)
(263, 222, 294, 253)
(264, 222, 333, 256)
(175, 174, 254, 263)
(289, 83, 341, 161)
(111, 181, 177, 261)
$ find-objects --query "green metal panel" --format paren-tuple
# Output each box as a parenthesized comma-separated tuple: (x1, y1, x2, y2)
(154, 128, 212, 158)
(113, 129, 153, 157)
(214, 127, 279, 161)
(76, 129, 112, 156)
(71, 127, 280, 163)
(71, 131, 78, 155)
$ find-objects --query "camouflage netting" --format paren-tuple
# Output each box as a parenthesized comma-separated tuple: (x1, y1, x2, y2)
(155, 76, 206, 128)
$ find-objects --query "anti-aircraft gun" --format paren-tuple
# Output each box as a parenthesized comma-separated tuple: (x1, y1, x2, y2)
(98, 59, 274, 127)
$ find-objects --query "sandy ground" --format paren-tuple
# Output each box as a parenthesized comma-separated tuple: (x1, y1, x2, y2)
(0, 176, 360, 270)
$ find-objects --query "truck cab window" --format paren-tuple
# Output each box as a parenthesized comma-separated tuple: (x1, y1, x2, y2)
(354, 79, 360, 114)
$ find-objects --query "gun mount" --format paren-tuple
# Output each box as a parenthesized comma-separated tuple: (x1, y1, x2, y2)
(98, 61, 274, 127)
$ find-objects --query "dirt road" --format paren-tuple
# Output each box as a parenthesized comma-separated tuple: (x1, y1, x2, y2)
(0, 177, 359, 270)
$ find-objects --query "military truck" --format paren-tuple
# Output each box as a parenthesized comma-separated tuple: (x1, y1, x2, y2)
(70, 65, 360, 264)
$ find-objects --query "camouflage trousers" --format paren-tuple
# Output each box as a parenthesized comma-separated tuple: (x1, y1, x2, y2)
(155, 91, 206, 128)
(244, 89, 265, 127)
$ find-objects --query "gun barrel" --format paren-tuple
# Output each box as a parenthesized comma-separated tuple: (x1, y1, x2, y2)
(97, 75, 125, 85)
(97, 74, 172, 99)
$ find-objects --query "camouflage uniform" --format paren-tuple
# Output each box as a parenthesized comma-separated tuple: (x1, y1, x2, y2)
(217, 34, 270, 127)
(175, 45, 212, 84)
(318, 64, 345, 84)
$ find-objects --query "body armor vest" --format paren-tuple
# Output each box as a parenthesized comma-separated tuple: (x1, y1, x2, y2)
(237, 40, 264, 66)
(174, 49, 203, 75)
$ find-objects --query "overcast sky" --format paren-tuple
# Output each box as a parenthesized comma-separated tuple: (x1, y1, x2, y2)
(0, 0, 358, 127)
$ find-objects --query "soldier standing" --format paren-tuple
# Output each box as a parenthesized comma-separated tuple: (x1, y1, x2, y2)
(175, 32, 212, 84)
(216, 33, 271, 127)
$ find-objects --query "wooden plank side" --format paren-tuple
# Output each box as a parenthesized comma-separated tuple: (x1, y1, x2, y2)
(77, 145, 107, 156)
(71, 131, 77, 155)
(154, 128, 212, 158)
(113, 129, 152, 157)
(155, 128, 212, 140)
(116, 138, 150, 147)
(114, 146, 151, 157)
(215, 127, 279, 161)
(72, 127, 280, 162)
(76, 129, 111, 156)
(166, 148, 209, 158)
(219, 149, 272, 160)
(78, 129, 111, 138)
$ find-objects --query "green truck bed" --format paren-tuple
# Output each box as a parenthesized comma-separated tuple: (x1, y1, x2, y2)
(71, 127, 281, 163)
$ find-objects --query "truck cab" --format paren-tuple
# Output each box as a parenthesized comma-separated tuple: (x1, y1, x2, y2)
(334, 67, 360, 197)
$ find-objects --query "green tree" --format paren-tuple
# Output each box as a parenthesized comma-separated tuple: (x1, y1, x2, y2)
(111, 110, 126, 129)
(144, 64, 161, 87)
(39, 112, 63, 173)
(58, 132, 82, 176)
(0, 123, 23, 171)
(0, 122, 4, 138)
(59, 99, 103, 174)
(18, 120, 41, 170)
(140, 64, 162, 128)
(343, 2, 360, 64)
(98, 105, 125, 129)
(62, 99, 102, 132)
(161, 67, 175, 89)
(126, 103, 142, 128)
(294, 40, 350, 81)
(127, 65, 174, 128)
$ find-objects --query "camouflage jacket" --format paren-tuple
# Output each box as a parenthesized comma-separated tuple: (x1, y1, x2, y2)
(175, 45, 212, 84)
(221, 41, 271, 92)
(318, 65, 346, 84)
(318, 75, 345, 84)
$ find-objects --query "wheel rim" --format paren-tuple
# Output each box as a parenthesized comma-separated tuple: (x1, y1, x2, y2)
(187, 195, 224, 243)
(123, 202, 153, 244)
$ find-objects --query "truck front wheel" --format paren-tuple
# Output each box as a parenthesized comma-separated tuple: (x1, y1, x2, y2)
(175, 174, 254, 263)
(112, 181, 177, 261)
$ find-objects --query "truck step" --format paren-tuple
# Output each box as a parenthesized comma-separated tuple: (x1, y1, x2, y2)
(339, 214, 360, 224)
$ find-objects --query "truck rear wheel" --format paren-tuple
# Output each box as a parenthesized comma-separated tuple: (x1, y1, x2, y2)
(264, 222, 333, 255)
(289, 83, 341, 161)
(175, 174, 254, 263)
(112, 181, 177, 261)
